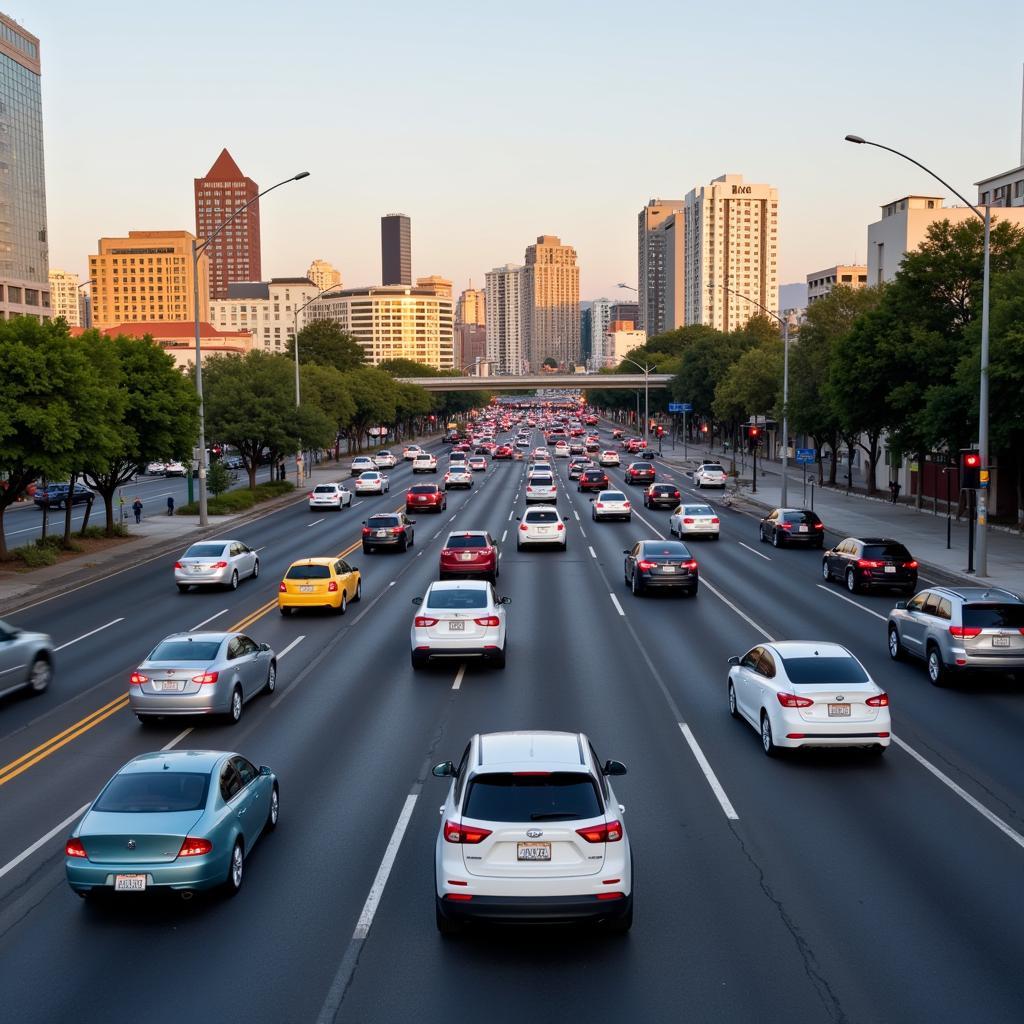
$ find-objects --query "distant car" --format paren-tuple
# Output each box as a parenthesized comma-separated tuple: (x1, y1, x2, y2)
(728, 642, 890, 756)
(449, 451, 468, 465)
(468, 456, 487, 472)
(354, 471, 390, 495)
(694, 462, 727, 489)
(569, 442, 585, 456)
(32, 482, 95, 510)
(350, 456, 376, 477)
(612, 429, 623, 440)
(374, 450, 397, 468)
(362, 512, 415, 553)
(145, 461, 167, 475)
(623, 540, 698, 596)
(403, 445, 425, 461)
(578, 469, 609, 492)
(65, 750, 278, 898)
(516, 505, 567, 550)
(493, 445, 514, 460)
(413, 453, 439, 473)
(525, 472, 558, 504)
(129, 631, 277, 725)
(0, 618, 53, 698)
(175, 540, 260, 592)
(406, 483, 447, 513)
(568, 459, 589, 480)
(624, 462, 655, 486)
(278, 557, 361, 616)
(164, 461, 187, 477)
(410, 580, 509, 670)
(643, 483, 680, 509)
(308, 482, 353, 511)
(590, 490, 631, 522)
(553, 441, 570, 458)
(444, 467, 474, 490)
(669, 504, 720, 540)
(759, 508, 825, 548)
(822, 537, 918, 594)
(598, 450, 620, 467)
(439, 531, 499, 584)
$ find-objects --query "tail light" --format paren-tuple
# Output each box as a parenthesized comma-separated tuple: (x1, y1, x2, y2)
(595, 502, 604, 508)
(780, 522, 793, 530)
(520, 524, 528, 531)
(681, 560, 698, 570)
(441, 549, 454, 558)
(212, 561, 229, 569)
(526, 486, 532, 492)
(65, 838, 87, 858)
(178, 837, 213, 858)
(308, 492, 314, 498)
(556, 522, 565, 531)
(777, 692, 814, 708)
(362, 528, 371, 536)
(949, 626, 982, 638)
(414, 616, 439, 627)
(814, 522, 825, 530)
(192, 671, 219, 685)
(474, 616, 500, 627)
(866, 693, 889, 707)
(279, 582, 287, 592)
(596, 891, 625, 900)
(129, 672, 148, 686)
(637, 560, 655, 570)
(904, 561, 918, 568)
(392, 526, 405, 534)
(173, 561, 183, 569)
(623, 501, 630, 508)
(327, 580, 339, 592)
(444, 820, 492, 844)
(683, 517, 695, 524)
(576, 820, 623, 843)
(857, 559, 884, 569)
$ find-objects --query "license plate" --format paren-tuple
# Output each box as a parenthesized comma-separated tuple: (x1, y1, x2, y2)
(299, 585, 314, 593)
(993, 636, 1010, 647)
(114, 874, 146, 891)
(884, 566, 896, 573)
(662, 566, 676, 573)
(377, 530, 388, 537)
(158, 680, 184, 692)
(460, 553, 474, 561)
(517, 842, 551, 861)
(799, 525, 808, 533)
(828, 704, 851, 717)
(190, 566, 204, 573)
(448, 620, 465, 631)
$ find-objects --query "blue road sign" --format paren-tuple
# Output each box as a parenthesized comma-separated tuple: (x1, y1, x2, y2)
(795, 448, 815, 464)
(668, 403, 692, 413)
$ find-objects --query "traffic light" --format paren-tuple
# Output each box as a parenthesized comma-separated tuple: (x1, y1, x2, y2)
(700, 424, 709, 434)
(747, 424, 761, 451)
(960, 449, 981, 489)
(656, 426, 664, 438)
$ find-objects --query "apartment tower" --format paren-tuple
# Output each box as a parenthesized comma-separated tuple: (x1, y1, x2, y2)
(484, 264, 526, 375)
(523, 235, 580, 370)
(306, 259, 342, 293)
(637, 199, 684, 336)
(48, 269, 82, 326)
(381, 214, 412, 285)
(456, 286, 486, 325)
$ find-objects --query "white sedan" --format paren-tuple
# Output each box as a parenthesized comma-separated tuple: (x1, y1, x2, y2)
(374, 450, 397, 468)
(598, 450, 620, 467)
(727, 641, 891, 756)
(693, 462, 727, 488)
(354, 471, 389, 495)
(413, 453, 438, 473)
(403, 445, 425, 461)
(590, 489, 631, 522)
(410, 580, 509, 670)
(309, 483, 353, 511)
(669, 503, 720, 540)
(350, 456, 376, 477)
(164, 461, 187, 477)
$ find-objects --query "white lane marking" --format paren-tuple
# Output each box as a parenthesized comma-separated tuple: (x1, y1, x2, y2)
(189, 608, 228, 630)
(161, 727, 193, 751)
(452, 665, 466, 690)
(631, 508, 666, 539)
(277, 635, 305, 659)
(432, 531, 441, 540)
(578, 526, 587, 538)
(501, 529, 507, 543)
(353, 793, 419, 939)
(54, 618, 124, 652)
(573, 509, 580, 521)
(701, 578, 776, 641)
(0, 802, 90, 881)
(508, 510, 514, 521)
(679, 723, 739, 820)
(815, 585, 887, 622)
(448, 514, 456, 522)
(738, 541, 771, 561)
(892, 736, 1024, 853)
(352, 500, 364, 507)
(588, 546, 597, 559)
(305, 518, 325, 528)
(609, 593, 625, 617)
(918, 574, 937, 585)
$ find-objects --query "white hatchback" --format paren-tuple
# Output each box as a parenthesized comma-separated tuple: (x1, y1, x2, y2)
(525, 472, 558, 504)
(308, 482, 353, 511)
(413, 453, 438, 473)
(354, 471, 389, 495)
(728, 641, 891, 756)
(350, 456, 376, 477)
(553, 441, 570, 458)
(374, 450, 397, 468)
(516, 505, 567, 549)
(694, 462, 727, 489)
(410, 580, 509, 670)
(598, 450, 620, 467)
(590, 490, 631, 522)
(432, 730, 632, 934)
(670, 503, 720, 540)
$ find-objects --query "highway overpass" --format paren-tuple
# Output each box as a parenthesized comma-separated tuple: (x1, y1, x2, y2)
(394, 372, 673, 392)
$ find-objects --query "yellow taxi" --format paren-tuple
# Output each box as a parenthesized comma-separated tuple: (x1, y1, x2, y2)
(278, 557, 361, 615)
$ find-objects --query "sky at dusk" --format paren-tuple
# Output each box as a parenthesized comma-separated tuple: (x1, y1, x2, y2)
(16, 0, 1024, 300)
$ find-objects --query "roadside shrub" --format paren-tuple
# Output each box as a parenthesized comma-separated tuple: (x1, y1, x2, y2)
(176, 481, 294, 516)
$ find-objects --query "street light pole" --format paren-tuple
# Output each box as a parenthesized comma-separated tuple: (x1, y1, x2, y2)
(845, 134, 991, 575)
(191, 170, 310, 526)
(618, 356, 652, 448)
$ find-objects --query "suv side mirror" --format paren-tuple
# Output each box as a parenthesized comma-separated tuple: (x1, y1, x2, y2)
(259, 642, 271, 652)
(411, 596, 422, 606)
(361, 520, 367, 525)
(432, 761, 456, 778)
(728, 655, 740, 666)
(894, 600, 908, 610)
(602, 759, 627, 777)
(499, 595, 511, 604)
(622, 549, 630, 555)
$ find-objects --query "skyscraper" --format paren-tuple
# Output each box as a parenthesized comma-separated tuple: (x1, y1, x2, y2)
(48, 269, 82, 326)
(684, 174, 778, 331)
(456, 285, 486, 325)
(194, 149, 261, 299)
(523, 235, 579, 370)
(0, 13, 49, 323)
(637, 199, 683, 336)
(381, 214, 411, 285)
(306, 259, 342, 293)
(485, 264, 526, 375)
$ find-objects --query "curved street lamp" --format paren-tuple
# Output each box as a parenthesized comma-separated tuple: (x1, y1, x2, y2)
(617, 355, 657, 448)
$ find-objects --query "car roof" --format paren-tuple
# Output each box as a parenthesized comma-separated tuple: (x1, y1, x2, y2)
(427, 579, 489, 592)
(766, 641, 852, 659)
(476, 731, 586, 769)
(287, 557, 337, 567)
(925, 586, 1023, 603)
(120, 749, 228, 774)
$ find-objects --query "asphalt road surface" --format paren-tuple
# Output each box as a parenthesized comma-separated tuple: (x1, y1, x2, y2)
(0, 427, 1021, 1024)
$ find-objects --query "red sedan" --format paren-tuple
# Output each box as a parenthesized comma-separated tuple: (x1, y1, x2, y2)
(406, 483, 447, 513)
(493, 445, 514, 460)
(625, 462, 656, 485)
(439, 531, 499, 584)
(577, 468, 610, 492)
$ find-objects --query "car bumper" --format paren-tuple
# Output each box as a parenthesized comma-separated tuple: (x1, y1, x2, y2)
(775, 709, 891, 747)
(859, 571, 916, 588)
(679, 526, 719, 536)
(440, 563, 497, 578)
(779, 533, 822, 544)
(279, 593, 342, 610)
(129, 690, 229, 715)
(174, 568, 232, 585)
(67, 852, 229, 894)
(354, 487, 383, 494)
(639, 573, 697, 590)
(520, 533, 566, 545)
(646, 499, 677, 508)
(594, 509, 630, 519)
(413, 644, 503, 661)
(437, 893, 631, 923)
(953, 650, 1024, 671)
(407, 502, 443, 512)
(525, 494, 557, 503)
(310, 500, 343, 509)
(364, 536, 405, 548)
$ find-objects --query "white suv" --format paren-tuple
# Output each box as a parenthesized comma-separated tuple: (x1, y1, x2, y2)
(413, 453, 438, 473)
(410, 580, 509, 670)
(350, 455, 375, 477)
(516, 505, 567, 550)
(525, 472, 557, 504)
(308, 483, 352, 511)
(432, 731, 632, 934)
(693, 462, 727, 489)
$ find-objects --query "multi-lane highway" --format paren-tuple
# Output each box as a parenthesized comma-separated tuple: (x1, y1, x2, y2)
(1, 423, 1022, 1024)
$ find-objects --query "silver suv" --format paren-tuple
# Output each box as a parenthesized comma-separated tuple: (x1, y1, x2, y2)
(887, 586, 1024, 685)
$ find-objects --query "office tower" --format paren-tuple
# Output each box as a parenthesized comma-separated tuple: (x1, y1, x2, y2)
(456, 286, 486, 325)
(484, 264, 526, 375)
(637, 199, 683, 335)
(194, 149, 261, 299)
(684, 174, 778, 331)
(381, 213, 412, 285)
(523, 235, 580, 370)
(209, 277, 320, 352)
(48, 269, 82, 326)
(0, 13, 49, 323)
(306, 259, 342, 293)
(89, 230, 209, 329)
(455, 324, 487, 371)
(610, 301, 639, 325)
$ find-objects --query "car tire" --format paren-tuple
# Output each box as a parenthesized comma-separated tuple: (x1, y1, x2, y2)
(822, 560, 831, 581)
(409, 531, 414, 547)
(728, 681, 739, 719)
(868, 744, 887, 756)
(228, 686, 243, 725)
(411, 652, 428, 671)
(362, 545, 373, 554)
(137, 715, 157, 727)
(492, 644, 507, 669)
(267, 784, 279, 830)
(772, 530, 781, 548)
(888, 626, 905, 661)
(263, 661, 277, 694)
(712, 534, 720, 541)
(279, 606, 292, 617)
(436, 897, 463, 936)
(759, 525, 766, 543)
(592, 509, 597, 520)
(228, 570, 239, 591)
(846, 569, 859, 593)
(354, 580, 362, 602)
(252, 560, 260, 579)
(176, 584, 189, 594)
(225, 839, 244, 896)
(760, 712, 779, 757)
(338, 592, 348, 615)
(926, 644, 948, 687)
(631, 571, 642, 597)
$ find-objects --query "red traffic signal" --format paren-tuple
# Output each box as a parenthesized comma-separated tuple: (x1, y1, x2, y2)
(749, 426, 760, 438)
(959, 449, 981, 489)
(700, 424, 709, 433)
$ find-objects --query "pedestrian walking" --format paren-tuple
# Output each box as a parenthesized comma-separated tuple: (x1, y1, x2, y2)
(132, 498, 143, 523)
(166, 495, 175, 516)
(889, 479, 901, 504)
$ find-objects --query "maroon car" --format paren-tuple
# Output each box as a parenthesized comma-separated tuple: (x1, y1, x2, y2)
(439, 531, 499, 583)
(406, 483, 447, 513)
(577, 468, 610, 493)
(625, 462, 656, 485)
(492, 445, 514, 460)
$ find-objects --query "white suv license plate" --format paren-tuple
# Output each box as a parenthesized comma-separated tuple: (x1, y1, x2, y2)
(993, 636, 1010, 647)
(517, 842, 551, 861)
(114, 874, 147, 891)
(828, 704, 851, 717)
(448, 620, 465, 631)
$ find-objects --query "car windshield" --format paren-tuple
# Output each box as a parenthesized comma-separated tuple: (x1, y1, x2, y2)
(148, 640, 221, 661)
(426, 589, 488, 610)
(525, 511, 559, 523)
(446, 535, 488, 548)
(602, 492, 626, 502)
(962, 604, 1024, 629)
(642, 543, 689, 558)
(286, 564, 331, 579)
(862, 543, 912, 560)
(410, 485, 437, 494)
(94, 772, 210, 813)
(684, 506, 715, 515)
(463, 772, 602, 822)
(369, 516, 400, 527)
(183, 543, 227, 558)
(782, 656, 870, 685)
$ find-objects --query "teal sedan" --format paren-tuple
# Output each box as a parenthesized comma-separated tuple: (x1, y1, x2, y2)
(65, 749, 278, 899)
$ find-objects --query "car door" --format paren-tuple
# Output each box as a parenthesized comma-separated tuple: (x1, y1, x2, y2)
(238, 543, 256, 577)
(231, 756, 267, 841)
(754, 649, 778, 713)
(670, 505, 682, 534)
(237, 635, 264, 695)
(899, 592, 930, 655)
(734, 647, 764, 719)
(219, 760, 251, 844)
(335, 559, 355, 600)
(0, 623, 27, 690)
(625, 543, 640, 580)
(763, 510, 778, 538)
(225, 636, 249, 696)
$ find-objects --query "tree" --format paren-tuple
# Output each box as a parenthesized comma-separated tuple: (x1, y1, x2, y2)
(82, 332, 199, 534)
(342, 366, 398, 451)
(287, 320, 365, 373)
(300, 363, 356, 448)
(669, 328, 756, 425)
(204, 352, 335, 488)
(712, 340, 783, 430)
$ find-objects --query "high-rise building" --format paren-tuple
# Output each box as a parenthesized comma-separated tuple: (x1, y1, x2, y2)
(456, 286, 486, 325)
(455, 324, 487, 372)
(637, 199, 684, 336)
(48, 269, 82, 326)
(194, 149, 261, 299)
(209, 277, 320, 353)
(306, 259, 342, 293)
(0, 14, 49, 323)
(587, 298, 614, 367)
(684, 174, 779, 331)
(89, 230, 209, 330)
(652, 211, 685, 334)
(523, 235, 580, 370)
(806, 265, 867, 304)
(580, 305, 593, 364)
(485, 264, 526, 375)
(381, 214, 412, 285)
(610, 301, 640, 326)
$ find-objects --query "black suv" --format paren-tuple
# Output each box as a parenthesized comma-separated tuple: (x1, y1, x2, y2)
(758, 508, 825, 548)
(643, 483, 681, 509)
(822, 537, 918, 594)
(361, 512, 416, 553)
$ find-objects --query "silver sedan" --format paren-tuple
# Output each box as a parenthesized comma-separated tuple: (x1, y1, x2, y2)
(0, 619, 54, 698)
(129, 632, 276, 726)
(175, 540, 259, 592)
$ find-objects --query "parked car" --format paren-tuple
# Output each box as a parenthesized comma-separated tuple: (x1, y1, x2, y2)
(174, 540, 260, 592)
(822, 537, 918, 594)
(0, 618, 54, 698)
(758, 508, 825, 548)
(33, 483, 95, 510)
(145, 461, 167, 475)
(164, 461, 187, 477)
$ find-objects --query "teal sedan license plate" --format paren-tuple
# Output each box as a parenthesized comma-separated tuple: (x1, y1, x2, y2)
(114, 874, 146, 891)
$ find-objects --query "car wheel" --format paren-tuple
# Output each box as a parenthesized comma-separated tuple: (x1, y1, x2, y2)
(813, 538, 824, 549)
(252, 560, 260, 579)
(771, 530, 781, 548)
(338, 592, 348, 615)
(926, 644, 947, 687)
(225, 839, 244, 896)
(137, 716, 157, 727)
(228, 686, 243, 725)
(401, 536, 408, 551)
(267, 784, 279, 830)
(176, 584, 189, 594)
(712, 534, 720, 541)
(411, 652, 428, 671)
(631, 571, 642, 596)
(759, 525, 766, 543)
(728, 681, 739, 719)
(436, 897, 463, 936)
(362, 545, 373, 554)
(592, 509, 597, 520)
(27, 657, 52, 694)
(888, 627, 905, 661)
(354, 580, 362, 602)
(868, 744, 887, 756)
(492, 644, 507, 669)
(229, 570, 239, 591)
(845, 569, 858, 593)
(822, 560, 831, 581)
(264, 661, 277, 694)
(279, 606, 292, 616)
(760, 712, 779, 757)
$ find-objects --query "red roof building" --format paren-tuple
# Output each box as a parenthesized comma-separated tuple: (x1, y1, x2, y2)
(71, 322, 253, 369)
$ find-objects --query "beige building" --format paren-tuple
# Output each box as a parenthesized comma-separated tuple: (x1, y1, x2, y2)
(304, 278, 454, 369)
(592, 319, 645, 370)
(684, 174, 779, 331)
(89, 230, 208, 330)
(485, 264, 526, 375)
(306, 259, 342, 293)
(456, 286, 486, 325)
(523, 235, 580, 370)
(806, 265, 867, 304)
(48, 269, 84, 326)
(210, 278, 320, 353)
(637, 199, 684, 334)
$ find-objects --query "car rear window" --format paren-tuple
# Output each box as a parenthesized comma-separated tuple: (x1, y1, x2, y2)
(409, 485, 438, 494)
(426, 589, 488, 609)
(782, 656, 869, 685)
(530, 476, 554, 486)
(446, 535, 488, 548)
(641, 542, 689, 558)
(684, 505, 715, 515)
(862, 543, 913, 560)
(149, 640, 222, 661)
(359, 472, 380, 479)
(962, 604, 1024, 629)
(286, 564, 331, 579)
(184, 543, 227, 557)
(701, 464, 725, 473)
(783, 511, 819, 524)
(463, 772, 602, 822)
(582, 471, 604, 479)
(94, 772, 210, 813)
(651, 485, 676, 494)
(602, 492, 626, 502)
(525, 511, 559, 523)
(369, 515, 400, 527)
(313, 485, 338, 493)
(632, 463, 653, 470)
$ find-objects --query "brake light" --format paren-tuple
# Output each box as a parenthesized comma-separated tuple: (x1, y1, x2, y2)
(595, 502, 604, 508)
(777, 692, 814, 708)
(866, 693, 889, 707)
(596, 891, 625, 900)
(623, 501, 630, 508)
(308, 492, 314, 498)
(212, 561, 229, 569)
(556, 523, 564, 531)
(683, 517, 695, 524)
(949, 626, 982, 639)
(279, 582, 287, 592)
(362, 527, 371, 536)
(441, 549, 454, 558)
(191, 671, 219, 685)
(392, 526, 405, 534)
(637, 560, 655, 570)
(65, 838, 87, 858)
(857, 559, 884, 569)
(780, 522, 793, 530)
(445, 892, 474, 901)
(576, 820, 623, 843)
(129, 672, 148, 686)
(414, 616, 439, 627)
(173, 561, 183, 569)
(526, 486, 532, 492)
(474, 616, 500, 627)
(444, 821, 492, 844)
(814, 522, 825, 529)
(178, 837, 213, 858)
(520, 524, 528, 531)
(711, 517, 720, 524)
(681, 560, 698, 570)
(904, 561, 918, 569)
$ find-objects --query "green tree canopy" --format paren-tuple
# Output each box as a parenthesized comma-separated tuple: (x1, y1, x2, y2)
(342, 366, 398, 450)
(288, 320, 366, 373)
(712, 339, 783, 426)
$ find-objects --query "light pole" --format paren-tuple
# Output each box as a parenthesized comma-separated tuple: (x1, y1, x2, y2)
(192, 170, 310, 525)
(845, 134, 991, 575)
(618, 355, 654, 448)
(709, 281, 791, 504)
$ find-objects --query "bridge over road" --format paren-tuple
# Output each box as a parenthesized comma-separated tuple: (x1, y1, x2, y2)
(394, 372, 673, 392)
